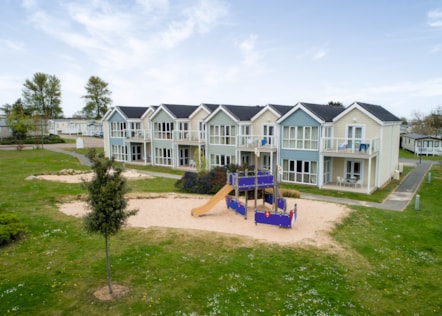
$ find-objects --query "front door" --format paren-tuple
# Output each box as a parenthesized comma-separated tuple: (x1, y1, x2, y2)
(261, 153, 271, 171)
(323, 158, 331, 184)
(131, 145, 142, 161)
(179, 148, 189, 166)
(345, 160, 362, 180)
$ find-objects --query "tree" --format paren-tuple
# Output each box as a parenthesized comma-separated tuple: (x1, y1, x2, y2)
(328, 101, 344, 107)
(411, 111, 426, 134)
(22, 72, 63, 119)
(2, 99, 31, 143)
(427, 105, 442, 136)
(82, 76, 112, 119)
(400, 117, 408, 125)
(83, 149, 138, 294)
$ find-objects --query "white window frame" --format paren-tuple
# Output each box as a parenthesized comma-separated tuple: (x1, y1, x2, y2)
(282, 159, 317, 184)
(281, 126, 318, 150)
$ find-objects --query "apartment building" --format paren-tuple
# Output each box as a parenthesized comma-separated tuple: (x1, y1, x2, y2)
(102, 102, 401, 193)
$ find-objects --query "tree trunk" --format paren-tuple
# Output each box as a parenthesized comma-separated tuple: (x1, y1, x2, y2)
(105, 235, 113, 294)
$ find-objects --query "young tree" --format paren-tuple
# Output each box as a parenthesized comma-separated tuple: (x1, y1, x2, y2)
(82, 76, 112, 119)
(2, 99, 31, 143)
(83, 149, 138, 294)
(22, 72, 63, 119)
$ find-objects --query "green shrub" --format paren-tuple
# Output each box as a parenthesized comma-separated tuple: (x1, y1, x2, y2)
(175, 164, 242, 194)
(0, 213, 25, 246)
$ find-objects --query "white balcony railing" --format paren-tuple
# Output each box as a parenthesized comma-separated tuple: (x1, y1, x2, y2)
(416, 147, 442, 156)
(125, 129, 152, 141)
(172, 130, 206, 142)
(237, 135, 277, 149)
(322, 137, 379, 155)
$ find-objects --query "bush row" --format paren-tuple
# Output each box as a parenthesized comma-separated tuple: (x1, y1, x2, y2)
(175, 165, 242, 194)
(0, 135, 65, 145)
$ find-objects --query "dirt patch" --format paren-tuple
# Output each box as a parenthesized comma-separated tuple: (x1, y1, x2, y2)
(32, 169, 152, 183)
(93, 284, 129, 301)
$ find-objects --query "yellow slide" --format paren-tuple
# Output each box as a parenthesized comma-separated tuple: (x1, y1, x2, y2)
(191, 184, 233, 217)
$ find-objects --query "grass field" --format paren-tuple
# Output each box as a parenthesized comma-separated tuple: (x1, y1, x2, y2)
(0, 149, 440, 315)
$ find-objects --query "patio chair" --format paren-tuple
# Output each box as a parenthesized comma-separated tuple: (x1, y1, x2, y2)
(336, 176, 344, 187)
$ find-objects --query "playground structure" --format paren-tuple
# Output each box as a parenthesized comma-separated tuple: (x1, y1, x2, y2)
(191, 170, 296, 228)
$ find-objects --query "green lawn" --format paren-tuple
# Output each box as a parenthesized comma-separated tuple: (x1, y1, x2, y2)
(399, 148, 442, 162)
(0, 150, 440, 315)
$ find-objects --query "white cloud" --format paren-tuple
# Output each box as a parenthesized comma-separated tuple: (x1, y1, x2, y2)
(21, 0, 37, 10)
(430, 44, 441, 53)
(238, 34, 260, 66)
(158, 0, 228, 48)
(367, 78, 442, 97)
(312, 49, 327, 60)
(136, 0, 169, 13)
(428, 9, 442, 27)
(296, 44, 329, 60)
(0, 39, 25, 52)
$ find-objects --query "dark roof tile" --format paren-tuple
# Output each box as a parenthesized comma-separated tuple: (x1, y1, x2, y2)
(301, 102, 345, 122)
(356, 102, 401, 122)
(117, 106, 149, 118)
(223, 104, 263, 121)
(162, 104, 198, 119)
(268, 104, 293, 116)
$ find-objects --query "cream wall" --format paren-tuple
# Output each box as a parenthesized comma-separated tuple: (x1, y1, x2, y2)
(252, 109, 279, 136)
(378, 123, 400, 186)
(332, 106, 401, 190)
(190, 108, 209, 131)
(333, 108, 379, 139)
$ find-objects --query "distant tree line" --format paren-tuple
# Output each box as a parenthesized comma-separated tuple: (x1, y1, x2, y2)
(1, 72, 112, 142)
(409, 106, 442, 136)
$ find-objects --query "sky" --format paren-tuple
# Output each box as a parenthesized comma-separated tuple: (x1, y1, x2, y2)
(1, 0, 441, 119)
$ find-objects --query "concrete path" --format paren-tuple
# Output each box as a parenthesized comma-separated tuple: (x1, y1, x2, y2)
(303, 160, 434, 211)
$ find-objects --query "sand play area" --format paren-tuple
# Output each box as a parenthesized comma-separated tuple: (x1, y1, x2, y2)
(35, 170, 351, 247)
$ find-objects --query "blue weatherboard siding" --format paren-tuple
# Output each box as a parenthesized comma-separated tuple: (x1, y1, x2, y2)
(278, 108, 321, 162)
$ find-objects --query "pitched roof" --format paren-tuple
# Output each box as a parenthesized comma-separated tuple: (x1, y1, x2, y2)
(355, 102, 401, 122)
(222, 104, 263, 121)
(301, 102, 345, 122)
(200, 103, 221, 112)
(162, 104, 198, 119)
(268, 104, 293, 116)
(117, 106, 149, 119)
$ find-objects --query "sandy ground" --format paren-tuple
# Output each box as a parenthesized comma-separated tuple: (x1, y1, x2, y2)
(32, 169, 153, 183)
(36, 171, 351, 247)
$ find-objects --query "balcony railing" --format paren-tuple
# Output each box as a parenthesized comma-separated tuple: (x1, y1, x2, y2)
(237, 135, 277, 149)
(124, 129, 152, 141)
(172, 130, 206, 143)
(416, 147, 442, 156)
(321, 137, 379, 155)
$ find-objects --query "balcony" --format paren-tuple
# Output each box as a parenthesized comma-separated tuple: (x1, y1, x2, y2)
(124, 129, 152, 142)
(321, 137, 379, 156)
(172, 130, 206, 144)
(236, 135, 277, 151)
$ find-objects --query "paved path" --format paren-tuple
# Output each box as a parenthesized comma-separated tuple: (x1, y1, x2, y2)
(302, 160, 434, 211)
